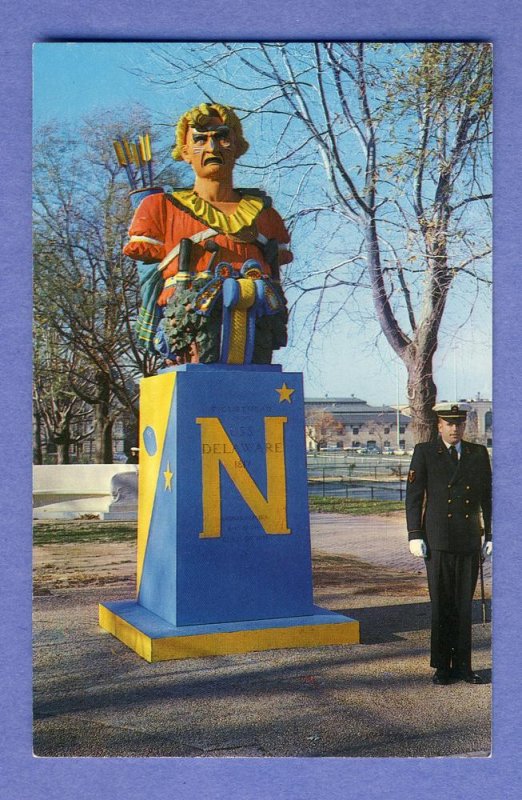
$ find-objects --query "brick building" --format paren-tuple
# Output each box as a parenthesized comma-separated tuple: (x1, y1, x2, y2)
(305, 396, 414, 452)
(305, 395, 492, 452)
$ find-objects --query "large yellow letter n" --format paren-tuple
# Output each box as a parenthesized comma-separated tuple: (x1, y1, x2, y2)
(196, 417, 290, 538)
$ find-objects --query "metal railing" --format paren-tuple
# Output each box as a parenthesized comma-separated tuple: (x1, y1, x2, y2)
(307, 452, 410, 501)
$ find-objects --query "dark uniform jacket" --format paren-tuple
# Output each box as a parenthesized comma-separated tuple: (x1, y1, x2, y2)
(406, 439, 492, 553)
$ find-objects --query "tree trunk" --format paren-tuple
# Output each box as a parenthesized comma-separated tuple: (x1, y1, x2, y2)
(405, 355, 438, 443)
(404, 226, 452, 443)
(366, 217, 410, 356)
(55, 423, 71, 464)
(93, 372, 114, 463)
(56, 439, 71, 465)
(33, 408, 43, 465)
(123, 417, 139, 462)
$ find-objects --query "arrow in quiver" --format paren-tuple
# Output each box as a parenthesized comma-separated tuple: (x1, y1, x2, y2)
(113, 132, 156, 196)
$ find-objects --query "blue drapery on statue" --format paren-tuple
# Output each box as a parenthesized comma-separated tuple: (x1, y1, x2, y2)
(135, 262, 163, 354)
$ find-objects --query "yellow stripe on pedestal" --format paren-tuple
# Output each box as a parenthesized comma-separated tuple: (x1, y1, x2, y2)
(137, 372, 177, 592)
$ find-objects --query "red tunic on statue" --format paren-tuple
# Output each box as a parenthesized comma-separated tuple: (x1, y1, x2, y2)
(123, 189, 292, 306)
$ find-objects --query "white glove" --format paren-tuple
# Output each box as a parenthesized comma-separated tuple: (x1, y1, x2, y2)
(482, 541, 493, 558)
(409, 538, 427, 558)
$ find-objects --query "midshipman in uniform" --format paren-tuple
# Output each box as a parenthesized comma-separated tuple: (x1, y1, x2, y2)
(406, 402, 492, 685)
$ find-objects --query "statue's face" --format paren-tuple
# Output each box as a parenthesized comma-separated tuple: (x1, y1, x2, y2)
(181, 115, 238, 180)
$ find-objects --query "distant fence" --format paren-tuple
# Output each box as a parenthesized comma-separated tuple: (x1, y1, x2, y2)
(307, 452, 411, 501)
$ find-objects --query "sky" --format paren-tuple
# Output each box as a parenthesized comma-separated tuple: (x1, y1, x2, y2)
(33, 42, 493, 407)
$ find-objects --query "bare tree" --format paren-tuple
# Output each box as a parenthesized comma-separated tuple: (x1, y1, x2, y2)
(33, 322, 92, 464)
(305, 409, 345, 449)
(33, 109, 178, 461)
(137, 42, 492, 441)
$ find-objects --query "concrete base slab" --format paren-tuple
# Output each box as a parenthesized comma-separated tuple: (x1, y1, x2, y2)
(99, 511, 137, 521)
(99, 600, 360, 663)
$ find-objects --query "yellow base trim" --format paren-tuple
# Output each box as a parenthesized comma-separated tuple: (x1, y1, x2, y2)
(99, 604, 153, 661)
(99, 605, 360, 664)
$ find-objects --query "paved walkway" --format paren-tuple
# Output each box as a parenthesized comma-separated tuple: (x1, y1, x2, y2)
(32, 513, 492, 758)
(310, 512, 492, 581)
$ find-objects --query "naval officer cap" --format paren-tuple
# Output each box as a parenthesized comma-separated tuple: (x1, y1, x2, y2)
(433, 401, 471, 421)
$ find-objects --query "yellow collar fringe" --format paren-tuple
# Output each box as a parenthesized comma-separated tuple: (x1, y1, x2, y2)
(169, 190, 265, 234)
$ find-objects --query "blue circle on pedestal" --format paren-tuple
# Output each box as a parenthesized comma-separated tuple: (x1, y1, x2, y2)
(143, 426, 157, 456)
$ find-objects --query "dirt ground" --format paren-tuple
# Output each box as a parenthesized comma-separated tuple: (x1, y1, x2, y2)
(33, 536, 429, 599)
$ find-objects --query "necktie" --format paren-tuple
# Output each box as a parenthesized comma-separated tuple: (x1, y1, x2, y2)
(449, 445, 458, 465)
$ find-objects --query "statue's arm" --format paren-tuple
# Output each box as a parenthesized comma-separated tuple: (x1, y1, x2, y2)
(123, 193, 168, 264)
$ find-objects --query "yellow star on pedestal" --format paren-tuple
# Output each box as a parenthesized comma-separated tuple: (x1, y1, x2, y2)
(163, 462, 173, 491)
(276, 383, 295, 403)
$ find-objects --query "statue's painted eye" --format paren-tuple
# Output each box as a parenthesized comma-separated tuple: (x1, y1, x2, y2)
(214, 126, 231, 145)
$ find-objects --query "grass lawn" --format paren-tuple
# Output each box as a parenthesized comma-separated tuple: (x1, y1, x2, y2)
(309, 497, 404, 515)
(33, 520, 137, 546)
(33, 499, 403, 546)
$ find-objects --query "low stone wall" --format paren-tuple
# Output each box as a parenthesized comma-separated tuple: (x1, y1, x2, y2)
(33, 464, 138, 520)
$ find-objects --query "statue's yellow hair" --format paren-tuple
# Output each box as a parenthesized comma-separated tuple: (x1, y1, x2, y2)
(172, 102, 249, 161)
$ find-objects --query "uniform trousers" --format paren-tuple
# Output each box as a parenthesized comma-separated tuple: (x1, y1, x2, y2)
(425, 549, 480, 671)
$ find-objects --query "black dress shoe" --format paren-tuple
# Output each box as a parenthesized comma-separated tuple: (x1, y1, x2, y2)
(450, 666, 484, 684)
(432, 670, 451, 685)
(461, 671, 483, 684)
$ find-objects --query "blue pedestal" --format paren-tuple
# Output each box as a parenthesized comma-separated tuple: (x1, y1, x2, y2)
(99, 364, 359, 660)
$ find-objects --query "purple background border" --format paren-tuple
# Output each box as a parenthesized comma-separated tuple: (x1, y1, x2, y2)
(2, 1, 521, 797)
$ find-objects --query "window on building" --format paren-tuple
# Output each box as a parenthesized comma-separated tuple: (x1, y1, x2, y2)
(336, 441, 344, 449)
(399, 439, 405, 448)
(352, 427, 359, 434)
(399, 426, 405, 434)
(384, 440, 390, 448)
(384, 427, 390, 434)
(485, 410, 492, 430)
(353, 440, 360, 448)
